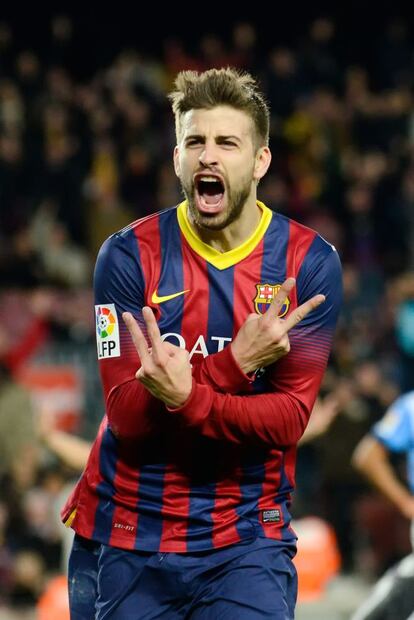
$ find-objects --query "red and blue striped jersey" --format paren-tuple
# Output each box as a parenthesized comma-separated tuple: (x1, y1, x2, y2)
(62, 201, 342, 552)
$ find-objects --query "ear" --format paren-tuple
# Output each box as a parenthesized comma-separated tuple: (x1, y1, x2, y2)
(173, 146, 180, 177)
(253, 146, 272, 181)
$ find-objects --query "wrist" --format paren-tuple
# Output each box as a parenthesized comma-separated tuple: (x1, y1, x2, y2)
(166, 381, 214, 428)
(230, 342, 253, 374)
(396, 493, 413, 516)
(165, 386, 193, 408)
(166, 379, 197, 412)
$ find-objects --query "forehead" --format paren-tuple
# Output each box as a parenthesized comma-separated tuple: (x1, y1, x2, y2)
(180, 105, 254, 140)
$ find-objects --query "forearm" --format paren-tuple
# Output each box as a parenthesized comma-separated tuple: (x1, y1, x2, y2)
(168, 379, 309, 446)
(353, 438, 412, 514)
(192, 344, 253, 393)
(106, 346, 252, 438)
(168, 333, 329, 447)
(41, 431, 92, 471)
(368, 463, 412, 513)
(106, 378, 159, 439)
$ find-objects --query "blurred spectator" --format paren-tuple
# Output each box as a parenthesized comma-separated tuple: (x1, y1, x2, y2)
(0, 363, 34, 476)
(48, 16, 74, 70)
(0, 227, 44, 288)
(9, 551, 45, 609)
(0, 22, 14, 77)
(300, 17, 340, 90)
(31, 217, 91, 288)
(0, 290, 51, 374)
(229, 22, 257, 71)
(264, 48, 304, 121)
(15, 51, 42, 106)
(375, 18, 412, 90)
(35, 405, 92, 570)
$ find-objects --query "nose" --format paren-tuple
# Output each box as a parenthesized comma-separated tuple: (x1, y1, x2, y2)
(199, 142, 218, 168)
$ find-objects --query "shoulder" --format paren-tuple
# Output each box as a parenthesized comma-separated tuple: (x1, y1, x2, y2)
(272, 212, 337, 258)
(392, 392, 414, 417)
(271, 213, 340, 283)
(109, 209, 165, 242)
(373, 393, 414, 444)
(290, 215, 337, 258)
(98, 206, 178, 259)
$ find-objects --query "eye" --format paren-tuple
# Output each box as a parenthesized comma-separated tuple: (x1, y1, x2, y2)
(185, 138, 203, 148)
(220, 140, 237, 148)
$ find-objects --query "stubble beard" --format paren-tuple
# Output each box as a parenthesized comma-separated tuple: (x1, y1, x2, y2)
(181, 176, 254, 232)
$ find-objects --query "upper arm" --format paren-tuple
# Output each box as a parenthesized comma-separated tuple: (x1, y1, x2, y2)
(94, 231, 146, 398)
(373, 397, 414, 453)
(270, 239, 343, 414)
(352, 434, 388, 471)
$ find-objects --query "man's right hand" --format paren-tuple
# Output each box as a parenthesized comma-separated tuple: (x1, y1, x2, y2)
(230, 277, 325, 374)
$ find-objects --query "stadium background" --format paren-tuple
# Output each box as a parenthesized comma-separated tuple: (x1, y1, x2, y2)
(1, 6, 414, 618)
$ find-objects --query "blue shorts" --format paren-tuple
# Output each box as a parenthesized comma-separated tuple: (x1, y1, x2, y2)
(68, 534, 297, 619)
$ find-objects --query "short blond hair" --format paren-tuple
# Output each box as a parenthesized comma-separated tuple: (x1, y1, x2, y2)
(168, 67, 270, 148)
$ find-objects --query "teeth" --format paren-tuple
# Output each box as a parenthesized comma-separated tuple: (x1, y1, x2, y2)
(200, 176, 220, 182)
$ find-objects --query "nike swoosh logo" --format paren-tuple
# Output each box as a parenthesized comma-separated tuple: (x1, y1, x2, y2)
(151, 289, 190, 304)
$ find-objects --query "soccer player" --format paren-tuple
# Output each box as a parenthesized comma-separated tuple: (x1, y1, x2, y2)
(351, 391, 414, 620)
(62, 68, 342, 619)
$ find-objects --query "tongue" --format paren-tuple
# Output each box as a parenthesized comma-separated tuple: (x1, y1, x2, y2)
(202, 192, 223, 205)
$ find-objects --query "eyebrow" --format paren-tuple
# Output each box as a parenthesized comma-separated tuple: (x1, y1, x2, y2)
(184, 134, 242, 144)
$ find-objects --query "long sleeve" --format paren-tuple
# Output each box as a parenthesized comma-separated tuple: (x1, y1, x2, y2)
(167, 243, 343, 447)
(106, 348, 252, 440)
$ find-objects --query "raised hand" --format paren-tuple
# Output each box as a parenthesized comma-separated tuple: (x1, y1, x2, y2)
(230, 277, 325, 374)
(123, 307, 193, 408)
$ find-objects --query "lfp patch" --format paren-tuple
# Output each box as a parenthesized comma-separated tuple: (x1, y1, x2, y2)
(95, 304, 120, 359)
(254, 284, 290, 316)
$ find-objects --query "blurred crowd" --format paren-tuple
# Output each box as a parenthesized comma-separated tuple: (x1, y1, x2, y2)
(1, 12, 414, 614)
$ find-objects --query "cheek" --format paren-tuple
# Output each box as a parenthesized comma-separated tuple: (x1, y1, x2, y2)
(178, 155, 194, 177)
(230, 159, 254, 184)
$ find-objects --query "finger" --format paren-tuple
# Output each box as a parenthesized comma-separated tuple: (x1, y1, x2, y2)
(163, 341, 181, 357)
(141, 306, 166, 364)
(136, 366, 146, 380)
(122, 312, 151, 364)
(263, 277, 296, 321)
(283, 294, 325, 332)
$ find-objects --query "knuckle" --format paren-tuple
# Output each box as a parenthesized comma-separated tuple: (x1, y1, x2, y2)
(263, 320, 276, 333)
(179, 350, 190, 362)
(271, 326, 283, 340)
(295, 311, 304, 323)
(145, 359, 158, 373)
(280, 334, 290, 349)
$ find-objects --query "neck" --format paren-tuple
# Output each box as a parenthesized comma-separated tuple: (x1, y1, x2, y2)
(190, 196, 262, 253)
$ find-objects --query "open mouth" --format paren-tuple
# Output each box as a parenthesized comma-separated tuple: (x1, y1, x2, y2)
(195, 174, 225, 215)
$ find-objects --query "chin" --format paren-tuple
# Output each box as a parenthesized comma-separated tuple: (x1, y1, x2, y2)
(189, 200, 230, 231)
(196, 214, 229, 231)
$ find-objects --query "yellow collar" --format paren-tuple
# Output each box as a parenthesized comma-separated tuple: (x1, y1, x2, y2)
(177, 200, 273, 270)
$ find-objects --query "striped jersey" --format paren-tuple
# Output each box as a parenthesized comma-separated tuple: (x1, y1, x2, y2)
(61, 200, 342, 552)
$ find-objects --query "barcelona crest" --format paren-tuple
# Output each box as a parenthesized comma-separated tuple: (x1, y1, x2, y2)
(254, 284, 290, 316)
